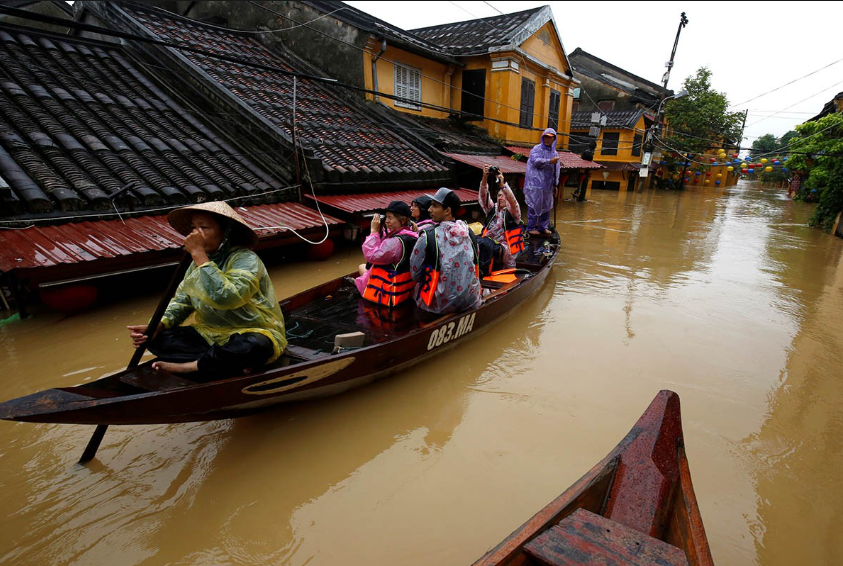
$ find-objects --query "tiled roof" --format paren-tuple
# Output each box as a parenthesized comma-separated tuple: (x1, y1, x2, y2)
(109, 2, 451, 188)
(306, 188, 479, 214)
(0, 202, 342, 276)
(504, 146, 603, 170)
(402, 115, 502, 155)
(301, 1, 458, 65)
(410, 6, 546, 55)
(443, 153, 527, 174)
(569, 48, 668, 100)
(0, 24, 286, 221)
(571, 109, 645, 130)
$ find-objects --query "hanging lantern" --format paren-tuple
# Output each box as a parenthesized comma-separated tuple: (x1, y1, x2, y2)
(715, 180, 721, 185)
(660, 160, 666, 165)
(684, 177, 690, 182)
(761, 158, 768, 164)
(765, 166, 772, 172)
(693, 178, 699, 183)
(713, 161, 719, 166)
(773, 160, 780, 165)
(704, 179, 710, 184)
(783, 167, 789, 172)
(727, 166, 734, 172)
(747, 168, 755, 173)
(695, 171, 701, 176)
(717, 173, 722, 177)
(733, 153, 739, 158)
(709, 158, 716, 163)
(602, 170, 610, 180)
(705, 172, 711, 176)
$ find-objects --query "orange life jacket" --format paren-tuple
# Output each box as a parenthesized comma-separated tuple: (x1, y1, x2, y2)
(418, 225, 479, 307)
(482, 209, 524, 255)
(362, 234, 416, 308)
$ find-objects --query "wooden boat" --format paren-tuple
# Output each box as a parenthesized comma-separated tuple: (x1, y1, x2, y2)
(0, 232, 559, 426)
(471, 390, 714, 566)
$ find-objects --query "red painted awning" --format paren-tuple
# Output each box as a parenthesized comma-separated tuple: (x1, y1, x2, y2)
(306, 188, 479, 214)
(442, 153, 527, 174)
(503, 146, 603, 170)
(0, 202, 342, 274)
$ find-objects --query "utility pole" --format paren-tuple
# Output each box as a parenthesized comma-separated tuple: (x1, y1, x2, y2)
(639, 12, 689, 191)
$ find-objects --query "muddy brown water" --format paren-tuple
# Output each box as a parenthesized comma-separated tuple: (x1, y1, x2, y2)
(1, 181, 841, 565)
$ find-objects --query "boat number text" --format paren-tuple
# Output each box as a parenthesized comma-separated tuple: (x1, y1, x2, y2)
(427, 313, 475, 350)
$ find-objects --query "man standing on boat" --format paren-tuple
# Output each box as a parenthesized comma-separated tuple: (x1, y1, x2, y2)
(410, 188, 481, 315)
(524, 128, 560, 236)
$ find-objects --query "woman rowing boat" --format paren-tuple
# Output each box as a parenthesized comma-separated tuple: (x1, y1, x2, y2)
(127, 201, 286, 380)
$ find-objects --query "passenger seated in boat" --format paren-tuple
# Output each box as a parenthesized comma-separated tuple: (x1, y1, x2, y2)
(479, 164, 524, 271)
(410, 188, 482, 314)
(127, 202, 287, 380)
(410, 195, 435, 231)
(355, 201, 419, 308)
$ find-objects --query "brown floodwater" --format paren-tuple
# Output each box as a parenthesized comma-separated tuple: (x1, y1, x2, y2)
(1, 180, 841, 565)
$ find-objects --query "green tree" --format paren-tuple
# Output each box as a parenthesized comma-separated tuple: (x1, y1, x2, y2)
(663, 67, 744, 156)
(752, 133, 778, 156)
(778, 130, 799, 153)
(786, 113, 843, 231)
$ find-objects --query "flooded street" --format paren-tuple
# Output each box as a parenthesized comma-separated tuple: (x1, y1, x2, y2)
(2, 180, 842, 566)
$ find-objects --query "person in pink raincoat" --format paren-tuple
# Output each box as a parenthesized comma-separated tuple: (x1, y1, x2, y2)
(355, 201, 419, 307)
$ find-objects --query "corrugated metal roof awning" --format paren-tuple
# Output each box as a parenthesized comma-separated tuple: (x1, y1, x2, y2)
(0, 202, 342, 274)
(306, 188, 479, 214)
(503, 146, 603, 170)
(443, 153, 526, 174)
(596, 161, 640, 172)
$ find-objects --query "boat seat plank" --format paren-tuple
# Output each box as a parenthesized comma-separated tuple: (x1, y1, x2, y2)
(523, 508, 689, 566)
(119, 367, 197, 392)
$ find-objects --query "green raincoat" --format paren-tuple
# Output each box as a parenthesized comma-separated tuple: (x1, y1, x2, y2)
(160, 247, 287, 362)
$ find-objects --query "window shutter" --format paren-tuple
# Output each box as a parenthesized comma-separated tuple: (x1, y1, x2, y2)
(520, 78, 535, 128)
(548, 89, 560, 131)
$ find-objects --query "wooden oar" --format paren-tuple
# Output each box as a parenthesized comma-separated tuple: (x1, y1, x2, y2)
(78, 253, 192, 464)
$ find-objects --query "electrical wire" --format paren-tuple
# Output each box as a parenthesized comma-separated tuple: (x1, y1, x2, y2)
(729, 56, 843, 108)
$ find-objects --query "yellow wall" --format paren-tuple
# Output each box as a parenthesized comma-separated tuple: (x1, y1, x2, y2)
(363, 43, 452, 119)
(362, 23, 576, 147)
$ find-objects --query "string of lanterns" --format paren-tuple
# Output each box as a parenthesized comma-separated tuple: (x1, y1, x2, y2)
(657, 148, 789, 186)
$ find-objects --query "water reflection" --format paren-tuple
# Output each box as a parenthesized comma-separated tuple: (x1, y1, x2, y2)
(2, 183, 843, 566)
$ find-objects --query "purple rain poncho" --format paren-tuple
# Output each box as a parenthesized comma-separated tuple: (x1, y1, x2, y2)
(523, 128, 561, 216)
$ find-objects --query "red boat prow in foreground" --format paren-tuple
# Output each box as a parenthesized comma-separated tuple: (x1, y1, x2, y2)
(471, 390, 714, 566)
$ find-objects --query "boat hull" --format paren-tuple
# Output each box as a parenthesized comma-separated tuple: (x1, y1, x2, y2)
(0, 233, 558, 425)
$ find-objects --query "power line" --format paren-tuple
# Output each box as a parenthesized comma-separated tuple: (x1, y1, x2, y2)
(730, 56, 843, 108)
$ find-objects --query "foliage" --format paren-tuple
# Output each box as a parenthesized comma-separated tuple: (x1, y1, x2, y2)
(786, 113, 843, 231)
(663, 67, 745, 156)
(779, 130, 799, 152)
(751, 134, 778, 156)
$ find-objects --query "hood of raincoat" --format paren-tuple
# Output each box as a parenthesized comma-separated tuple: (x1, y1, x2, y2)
(439, 219, 469, 244)
(535, 127, 561, 184)
(540, 128, 558, 151)
(387, 226, 419, 239)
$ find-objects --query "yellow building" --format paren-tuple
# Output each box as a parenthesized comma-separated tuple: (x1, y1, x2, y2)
(570, 110, 646, 193)
(362, 6, 578, 147)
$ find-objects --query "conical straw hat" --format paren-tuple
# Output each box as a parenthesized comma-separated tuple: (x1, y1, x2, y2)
(167, 201, 259, 247)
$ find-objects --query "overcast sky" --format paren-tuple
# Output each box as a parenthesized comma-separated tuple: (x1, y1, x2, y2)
(347, 1, 841, 150)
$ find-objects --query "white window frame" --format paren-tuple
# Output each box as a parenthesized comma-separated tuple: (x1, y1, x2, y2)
(394, 63, 422, 111)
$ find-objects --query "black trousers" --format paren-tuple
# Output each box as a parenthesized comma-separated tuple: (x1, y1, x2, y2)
(148, 326, 275, 381)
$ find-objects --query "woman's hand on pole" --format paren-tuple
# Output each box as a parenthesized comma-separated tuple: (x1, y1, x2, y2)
(127, 323, 163, 348)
